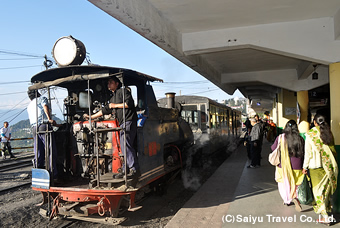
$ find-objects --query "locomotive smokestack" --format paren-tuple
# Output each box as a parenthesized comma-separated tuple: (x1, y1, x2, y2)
(165, 92, 176, 108)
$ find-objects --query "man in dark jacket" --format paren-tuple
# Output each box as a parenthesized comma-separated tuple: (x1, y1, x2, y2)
(84, 76, 140, 181)
(247, 118, 263, 168)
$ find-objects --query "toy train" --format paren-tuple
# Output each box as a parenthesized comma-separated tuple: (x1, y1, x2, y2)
(158, 95, 242, 139)
(29, 36, 241, 225)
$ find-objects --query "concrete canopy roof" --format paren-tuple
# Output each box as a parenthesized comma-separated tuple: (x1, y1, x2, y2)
(88, 0, 340, 112)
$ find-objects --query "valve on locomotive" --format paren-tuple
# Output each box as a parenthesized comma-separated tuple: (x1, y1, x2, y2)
(73, 124, 112, 178)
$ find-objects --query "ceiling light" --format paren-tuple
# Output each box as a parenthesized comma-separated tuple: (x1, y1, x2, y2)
(312, 64, 318, 80)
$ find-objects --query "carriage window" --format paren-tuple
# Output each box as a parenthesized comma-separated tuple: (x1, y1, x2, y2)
(79, 92, 92, 109)
(181, 105, 198, 130)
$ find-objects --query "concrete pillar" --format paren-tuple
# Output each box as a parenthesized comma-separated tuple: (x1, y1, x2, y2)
(329, 62, 340, 212)
(297, 91, 309, 137)
(329, 63, 340, 155)
(277, 90, 283, 134)
(271, 97, 277, 124)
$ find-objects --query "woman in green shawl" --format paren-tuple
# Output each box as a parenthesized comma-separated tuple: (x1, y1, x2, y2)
(302, 114, 338, 225)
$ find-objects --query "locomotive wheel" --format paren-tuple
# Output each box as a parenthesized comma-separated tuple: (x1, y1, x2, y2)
(164, 144, 182, 168)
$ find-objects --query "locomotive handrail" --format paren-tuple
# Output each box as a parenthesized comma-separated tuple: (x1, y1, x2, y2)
(93, 126, 123, 187)
(93, 127, 122, 133)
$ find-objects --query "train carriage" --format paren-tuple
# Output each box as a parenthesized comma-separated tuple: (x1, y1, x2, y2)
(158, 95, 242, 140)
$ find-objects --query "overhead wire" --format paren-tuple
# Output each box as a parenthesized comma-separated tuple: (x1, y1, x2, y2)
(0, 86, 66, 121)
(7, 108, 27, 124)
(0, 51, 47, 125)
(51, 88, 64, 114)
(0, 57, 42, 60)
(154, 88, 222, 99)
(0, 91, 28, 96)
(0, 90, 47, 124)
(158, 80, 209, 84)
(184, 88, 220, 95)
(0, 49, 44, 58)
(0, 65, 43, 70)
(152, 78, 222, 97)
(0, 103, 30, 124)
(0, 96, 29, 118)
(0, 80, 30, 84)
(0, 49, 54, 70)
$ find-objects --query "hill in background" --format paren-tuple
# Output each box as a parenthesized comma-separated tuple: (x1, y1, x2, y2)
(8, 119, 32, 153)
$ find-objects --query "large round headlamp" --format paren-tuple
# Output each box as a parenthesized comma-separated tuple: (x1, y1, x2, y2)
(52, 36, 86, 66)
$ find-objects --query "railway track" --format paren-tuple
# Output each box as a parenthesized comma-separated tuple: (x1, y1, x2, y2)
(0, 154, 34, 195)
(0, 145, 234, 227)
(0, 182, 31, 195)
(0, 158, 33, 172)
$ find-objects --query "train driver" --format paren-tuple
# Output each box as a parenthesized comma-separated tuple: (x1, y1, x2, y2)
(83, 76, 141, 181)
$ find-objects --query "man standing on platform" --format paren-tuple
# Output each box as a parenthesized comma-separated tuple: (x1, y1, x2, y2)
(1, 121, 15, 159)
(247, 118, 263, 168)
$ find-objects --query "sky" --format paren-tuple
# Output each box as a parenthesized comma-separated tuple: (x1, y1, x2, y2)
(0, 0, 243, 125)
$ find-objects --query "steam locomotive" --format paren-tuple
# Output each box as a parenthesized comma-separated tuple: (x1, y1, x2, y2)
(30, 36, 194, 225)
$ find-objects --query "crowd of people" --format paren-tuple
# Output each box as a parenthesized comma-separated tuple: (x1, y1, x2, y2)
(244, 113, 338, 225)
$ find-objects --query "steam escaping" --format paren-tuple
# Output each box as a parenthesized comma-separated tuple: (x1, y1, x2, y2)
(181, 133, 239, 191)
(182, 169, 201, 190)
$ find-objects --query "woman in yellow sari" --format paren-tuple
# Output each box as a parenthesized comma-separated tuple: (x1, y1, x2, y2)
(272, 120, 305, 212)
(303, 114, 338, 225)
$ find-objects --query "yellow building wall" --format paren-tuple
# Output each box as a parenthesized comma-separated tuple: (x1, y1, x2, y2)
(330, 63, 340, 146)
(329, 61, 340, 212)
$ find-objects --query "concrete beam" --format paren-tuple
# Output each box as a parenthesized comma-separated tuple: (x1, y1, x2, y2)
(248, 93, 276, 99)
(185, 54, 237, 95)
(250, 98, 273, 112)
(183, 17, 340, 64)
(221, 67, 329, 92)
(334, 9, 340, 40)
(296, 62, 315, 80)
(242, 85, 280, 94)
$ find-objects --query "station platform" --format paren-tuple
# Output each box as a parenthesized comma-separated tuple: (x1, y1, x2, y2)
(166, 139, 340, 228)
